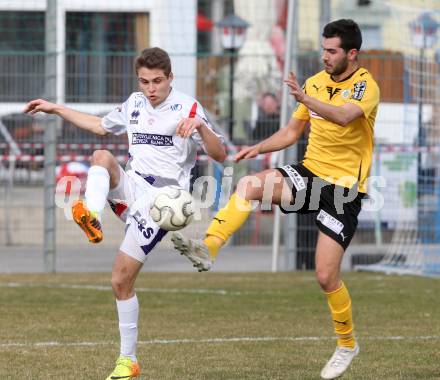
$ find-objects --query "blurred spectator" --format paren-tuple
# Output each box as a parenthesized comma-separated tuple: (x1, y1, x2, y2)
(251, 92, 281, 141)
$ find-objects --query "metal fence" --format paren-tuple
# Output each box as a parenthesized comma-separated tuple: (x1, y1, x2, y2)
(0, 48, 411, 271)
(2, 0, 439, 273)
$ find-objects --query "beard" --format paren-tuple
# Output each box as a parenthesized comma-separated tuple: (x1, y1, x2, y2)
(324, 56, 349, 76)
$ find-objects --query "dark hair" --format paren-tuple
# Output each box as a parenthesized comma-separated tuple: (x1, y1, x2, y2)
(261, 92, 277, 100)
(135, 47, 172, 76)
(322, 19, 362, 51)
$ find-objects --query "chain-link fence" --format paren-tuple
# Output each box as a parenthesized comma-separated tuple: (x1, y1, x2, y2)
(1, 0, 439, 273)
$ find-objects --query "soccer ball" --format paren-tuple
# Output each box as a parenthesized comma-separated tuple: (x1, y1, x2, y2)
(150, 185, 194, 231)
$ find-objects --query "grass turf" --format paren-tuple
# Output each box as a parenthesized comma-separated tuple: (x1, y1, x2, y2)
(0, 272, 439, 379)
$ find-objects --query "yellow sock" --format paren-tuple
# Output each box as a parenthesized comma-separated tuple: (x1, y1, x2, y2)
(203, 193, 252, 260)
(326, 282, 356, 349)
(204, 235, 222, 260)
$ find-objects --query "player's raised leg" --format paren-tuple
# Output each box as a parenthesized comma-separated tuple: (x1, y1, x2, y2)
(316, 232, 358, 379)
(72, 149, 120, 243)
(172, 169, 289, 271)
(106, 251, 143, 380)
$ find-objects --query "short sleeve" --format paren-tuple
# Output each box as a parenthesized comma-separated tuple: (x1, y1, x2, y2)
(291, 80, 310, 121)
(292, 102, 310, 121)
(347, 79, 380, 118)
(188, 101, 225, 148)
(101, 100, 128, 135)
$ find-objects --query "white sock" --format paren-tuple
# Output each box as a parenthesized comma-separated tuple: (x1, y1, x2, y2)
(85, 165, 110, 215)
(116, 294, 139, 362)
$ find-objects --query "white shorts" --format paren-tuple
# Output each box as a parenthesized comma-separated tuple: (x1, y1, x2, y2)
(108, 166, 168, 264)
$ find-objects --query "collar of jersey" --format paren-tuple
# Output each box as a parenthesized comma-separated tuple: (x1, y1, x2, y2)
(145, 87, 175, 111)
(329, 67, 361, 84)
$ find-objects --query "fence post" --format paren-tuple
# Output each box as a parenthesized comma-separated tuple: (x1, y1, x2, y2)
(272, 0, 298, 272)
(43, 0, 60, 273)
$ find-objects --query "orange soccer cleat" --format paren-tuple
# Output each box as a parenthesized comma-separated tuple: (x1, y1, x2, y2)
(71, 199, 103, 243)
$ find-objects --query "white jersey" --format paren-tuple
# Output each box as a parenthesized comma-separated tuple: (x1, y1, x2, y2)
(101, 89, 222, 190)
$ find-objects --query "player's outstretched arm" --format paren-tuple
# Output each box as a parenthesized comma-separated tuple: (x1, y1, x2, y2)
(234, 117, 307, 163)
(24, 98, 108, 136)
(234, 145, 261, 162)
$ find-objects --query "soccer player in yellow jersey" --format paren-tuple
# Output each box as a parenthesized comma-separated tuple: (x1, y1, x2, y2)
(172, 19, 379, 379)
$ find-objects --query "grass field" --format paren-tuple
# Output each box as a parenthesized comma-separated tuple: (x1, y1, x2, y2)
(0, 272, 439, 379)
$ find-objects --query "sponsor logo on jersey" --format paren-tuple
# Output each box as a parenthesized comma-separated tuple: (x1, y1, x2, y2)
(317, 209, 344, 234)
(281, 165, 306, 191)
(170, 104, 182, 111)
(341, 89, 351, 99)
(351, 81, 366, 101)
(326, 86, 341, 100)
(132, 133, 173, 146)
(130, 110, 140, 124)
(134, 100, 143, 108)
(312, 84, 321, 93)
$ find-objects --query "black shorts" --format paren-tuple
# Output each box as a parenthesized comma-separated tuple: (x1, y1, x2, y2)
(276, 163, 365, 250)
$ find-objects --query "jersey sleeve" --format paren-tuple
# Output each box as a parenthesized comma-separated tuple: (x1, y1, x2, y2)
(187, 101, 225, 149)
(347, 78, 380, 118)
(291, 80, 310, 121)
(292, 102, 310, 121)
(101, 98, 129, 135)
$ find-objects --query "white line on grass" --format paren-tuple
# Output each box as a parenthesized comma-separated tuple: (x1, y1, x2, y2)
(1, 335, 440, 349)
(0, 282, 253, 296)
(1, 282, 438, 297)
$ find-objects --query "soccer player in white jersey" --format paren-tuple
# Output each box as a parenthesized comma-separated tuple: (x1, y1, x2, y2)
(24, 47, 226, 380)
